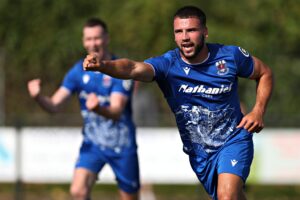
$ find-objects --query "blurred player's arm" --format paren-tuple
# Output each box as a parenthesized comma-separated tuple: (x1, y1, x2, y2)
(27, 79, 71, 113)
(85, 93, 127, 121)
(237, 56, 273, 133)
(83, 54, 154, 82)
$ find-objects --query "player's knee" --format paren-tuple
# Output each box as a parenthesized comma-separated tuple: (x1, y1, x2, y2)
(217, 188, 239, 200)
(119, 189, 138, 200)
(70, 185, 89, 200)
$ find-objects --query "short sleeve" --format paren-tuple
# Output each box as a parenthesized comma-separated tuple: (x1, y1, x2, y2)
(144, 55, 170, 81)
(61, 67, 79, 94)
(111, 78, 134, 97)
(233, 46, 254, 78)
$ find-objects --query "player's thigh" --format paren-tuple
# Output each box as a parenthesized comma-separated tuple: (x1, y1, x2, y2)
(70, 168, 98, 194)
(217, 173, 245, 200)
(217, 137, 254, 181)
(189, 154, 218, 199)
(109, 152, 140, 194)
(216, 137, 253, 199)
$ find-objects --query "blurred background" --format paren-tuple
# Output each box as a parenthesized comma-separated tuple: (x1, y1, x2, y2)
(0, 0, 300, 199)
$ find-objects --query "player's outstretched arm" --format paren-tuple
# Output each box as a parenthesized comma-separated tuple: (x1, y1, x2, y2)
(83, 54, 155, 82)
(27, 79, 71, 113)
(237, 56, 273, 133)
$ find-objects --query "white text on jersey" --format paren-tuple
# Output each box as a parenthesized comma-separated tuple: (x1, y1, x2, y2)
(178, 83, 233, 95)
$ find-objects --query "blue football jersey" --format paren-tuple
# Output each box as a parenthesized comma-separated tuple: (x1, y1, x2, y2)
(62, 58, 136, 155)
(145, 43, 254, 156)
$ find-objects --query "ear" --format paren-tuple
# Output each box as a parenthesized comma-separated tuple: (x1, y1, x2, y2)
(204, 26, 208, 38)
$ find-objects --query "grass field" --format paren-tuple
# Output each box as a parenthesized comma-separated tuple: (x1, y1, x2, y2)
(1, 183, 300, 200)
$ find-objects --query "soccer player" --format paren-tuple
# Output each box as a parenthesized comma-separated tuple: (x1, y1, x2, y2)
(27, 18, 139, 200)
(83, 6, 273, 200)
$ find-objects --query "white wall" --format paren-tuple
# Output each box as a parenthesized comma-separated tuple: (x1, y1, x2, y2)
(0, 127, 300, 184)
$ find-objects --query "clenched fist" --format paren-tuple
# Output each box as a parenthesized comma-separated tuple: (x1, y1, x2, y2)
(83, 53, 102, 71)
(86, 93, 100, 111)
(27, 79, 41, 98)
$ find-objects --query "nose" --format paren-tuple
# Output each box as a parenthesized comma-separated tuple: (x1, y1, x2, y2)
(182, 31, 189, 41)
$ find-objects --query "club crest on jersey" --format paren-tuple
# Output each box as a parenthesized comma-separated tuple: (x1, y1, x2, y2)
(238, 47, 250, 57)
(183, 66, 190, 75)
(216, 60, 229, 75)
(122, 80, 132, 91)
(82, 74, 90, 84)
(103, 75, 112, 87)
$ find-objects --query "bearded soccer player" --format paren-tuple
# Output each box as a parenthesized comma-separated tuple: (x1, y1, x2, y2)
(27, 18, 139, 200)
(83, 6, 273, 200)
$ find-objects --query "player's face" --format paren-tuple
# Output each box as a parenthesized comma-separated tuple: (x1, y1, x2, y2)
(83, 26, 109, 54)
(174, 17, 207, 60)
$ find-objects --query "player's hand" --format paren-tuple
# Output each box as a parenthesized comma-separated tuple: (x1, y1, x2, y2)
(83, 53, 102, 71)
(237, 110, 264, 133)
(86, 93, 100, 111)
(27, 79, 41, 98)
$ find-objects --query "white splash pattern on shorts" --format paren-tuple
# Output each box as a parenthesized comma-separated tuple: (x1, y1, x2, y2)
(81, 111, 130, 153)
(175, 105, 237, 153)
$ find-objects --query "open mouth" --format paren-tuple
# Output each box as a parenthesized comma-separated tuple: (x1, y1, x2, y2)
(181, 43, 194, 52)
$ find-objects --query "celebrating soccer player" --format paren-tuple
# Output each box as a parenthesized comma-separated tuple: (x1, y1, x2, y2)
(83, 6, 273, 200)
(28, 18, 139, 200)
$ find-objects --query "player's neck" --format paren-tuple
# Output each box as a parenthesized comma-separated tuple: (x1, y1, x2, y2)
(181, 44, 209, 64)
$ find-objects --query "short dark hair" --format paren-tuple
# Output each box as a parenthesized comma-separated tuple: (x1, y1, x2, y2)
(84, 18, 108, 33)
(174, 6, 206, 26)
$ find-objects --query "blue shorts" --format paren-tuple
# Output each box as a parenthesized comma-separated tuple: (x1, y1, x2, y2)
(75, 142, 140, 194)
(189, 130, 254, 200)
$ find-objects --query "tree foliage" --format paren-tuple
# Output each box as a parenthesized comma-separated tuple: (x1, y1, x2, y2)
(0, 0, 299, 126)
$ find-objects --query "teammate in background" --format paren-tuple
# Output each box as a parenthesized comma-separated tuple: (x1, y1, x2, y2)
(27, 18, 139, 200)
(83, 6, 273, 200)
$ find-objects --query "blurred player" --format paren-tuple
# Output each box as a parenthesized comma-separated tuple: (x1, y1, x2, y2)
(83, 6, 273, 200)
(27, 18, 139, 200)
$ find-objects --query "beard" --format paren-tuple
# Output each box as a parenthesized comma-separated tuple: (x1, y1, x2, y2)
(179, 35, 205, 60)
